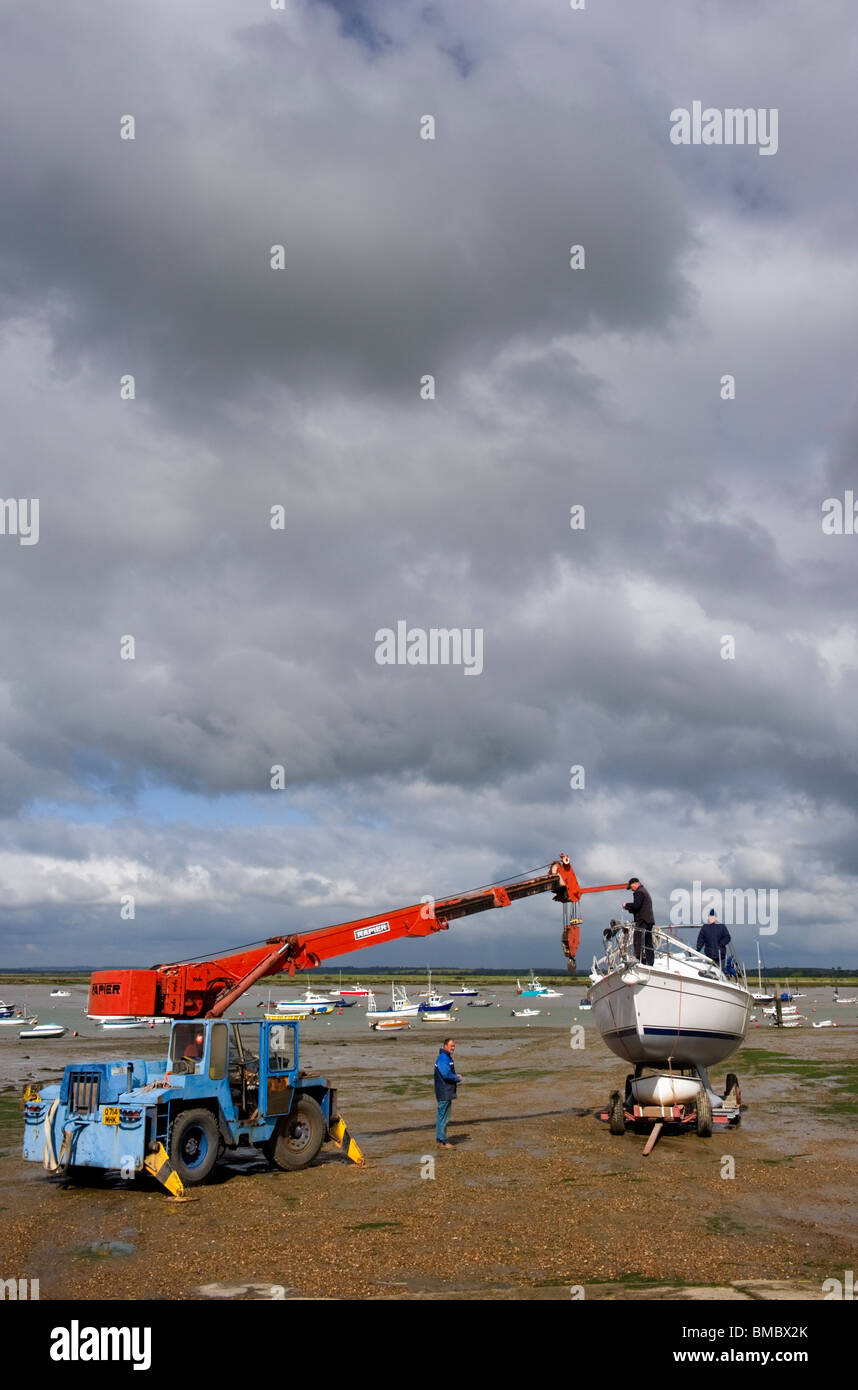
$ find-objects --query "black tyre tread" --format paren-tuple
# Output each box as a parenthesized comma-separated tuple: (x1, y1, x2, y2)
(169, 1107, 220, 1185)
(696, 1087, 713, 1138)
(269, 1095, 326, 1171)
(608, 1091, 626, 1136)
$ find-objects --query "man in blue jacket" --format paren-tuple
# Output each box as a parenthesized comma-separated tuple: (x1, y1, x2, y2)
(434, 1038, 462, 1148)
(697, 910, 731, 967)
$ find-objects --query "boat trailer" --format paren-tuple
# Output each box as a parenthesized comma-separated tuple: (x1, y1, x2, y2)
(598, 1064, 742, 1154)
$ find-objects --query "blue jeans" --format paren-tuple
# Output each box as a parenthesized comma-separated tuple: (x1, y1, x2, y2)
(436, 1098, 452, 1142)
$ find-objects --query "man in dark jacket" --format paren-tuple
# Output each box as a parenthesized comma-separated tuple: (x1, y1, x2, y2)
(434, 1038, 462, 1148)
(623, 877, 655, 965)
(697, 910, 731, 967)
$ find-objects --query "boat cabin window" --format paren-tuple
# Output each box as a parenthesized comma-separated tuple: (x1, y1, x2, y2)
(170, 1023, 206, 1074)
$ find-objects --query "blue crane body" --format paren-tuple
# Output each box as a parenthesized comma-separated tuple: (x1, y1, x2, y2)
(22, 1018, 360, 1194)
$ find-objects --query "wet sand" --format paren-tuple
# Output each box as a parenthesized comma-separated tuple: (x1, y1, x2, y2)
(2, 1015, 857, 1301)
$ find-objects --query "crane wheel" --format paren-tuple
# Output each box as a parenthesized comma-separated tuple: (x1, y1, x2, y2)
(169, 1108, 220, 1185)
(266, 1096, 325, 1171)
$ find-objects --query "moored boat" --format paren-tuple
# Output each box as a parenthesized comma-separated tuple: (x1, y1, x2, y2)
(449, 984, 478, 997)
(19, 1022, 66, 1039)
(512, 1008, 540, 1017)
(365, 985, 420, 1021)
(49, 989, 71, 998)
(272, 987, 336, 1016)
(516, 971, 562, 998)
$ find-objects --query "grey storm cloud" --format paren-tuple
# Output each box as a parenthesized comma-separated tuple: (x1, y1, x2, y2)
(0, 0, 857, 968)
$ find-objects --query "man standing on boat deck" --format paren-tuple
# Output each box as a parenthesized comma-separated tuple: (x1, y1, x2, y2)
(623, 877, 655, 965)
(434, 1038, 462, 1148)
(697, 909, 731, 968)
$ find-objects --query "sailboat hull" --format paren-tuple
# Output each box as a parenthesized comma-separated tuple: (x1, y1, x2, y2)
(590, 965, 751, 1068)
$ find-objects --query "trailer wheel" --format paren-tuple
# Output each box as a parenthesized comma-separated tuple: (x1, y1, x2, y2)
(268, 1096, 325, 1171)
(695, 1087, 713, 1138)
(169, 1108, 219, 1185)
(608, 1091, 626, 1136)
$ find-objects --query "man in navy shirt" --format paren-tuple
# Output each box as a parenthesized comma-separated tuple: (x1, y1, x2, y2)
(697, 910, 731, 967)
(434, 1038, 462, 1148)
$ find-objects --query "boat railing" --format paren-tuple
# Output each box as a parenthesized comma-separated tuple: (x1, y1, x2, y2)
(593, 921, 748, 988)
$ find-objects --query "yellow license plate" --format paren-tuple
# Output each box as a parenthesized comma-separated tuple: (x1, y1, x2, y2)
(102, 1107, 121, 1125)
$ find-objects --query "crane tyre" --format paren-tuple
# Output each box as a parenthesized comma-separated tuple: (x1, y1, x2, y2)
(169, 1108, 220, 1185)
(724, 1072, 740, 1105)
(267, 1096, 325, 1171)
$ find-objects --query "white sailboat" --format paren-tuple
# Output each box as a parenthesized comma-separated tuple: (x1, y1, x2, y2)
(589, 922, 751, 1069)
(751, 941, 774, 1004)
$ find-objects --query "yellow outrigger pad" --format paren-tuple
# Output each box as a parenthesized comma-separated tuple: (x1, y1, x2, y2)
(144, 1143, 187, 1198)
(329, 1114, 365, 1165)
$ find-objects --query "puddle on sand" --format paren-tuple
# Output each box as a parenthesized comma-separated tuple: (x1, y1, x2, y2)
(78, 1240, 136, 1258)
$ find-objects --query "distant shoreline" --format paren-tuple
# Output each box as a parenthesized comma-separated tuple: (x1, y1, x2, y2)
(3, 968, 858, 987)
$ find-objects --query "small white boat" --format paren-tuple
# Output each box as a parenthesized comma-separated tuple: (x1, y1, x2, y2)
(512, 1008, 541, 1018)
(0, 1013, 35, 1028)
(273, 987, 335, 1016)
(769, 1017, 803, 1028)
(49, 989, 71, 998)
(19, 1023, 66, 1039)
(812, 1019, 836, 1029)
(762, 1004, 799, 1018)
(516, 972, 562, 998)
(450, 984, 478, 997)
(366, 985, 420, 1020)
(833, 995, 857, 1004)
(578, 997, 593, 1011)
(630, 1074, 701, 1107)
(420, 1011, 453, 1023)
(0, 1000, 18, 1018)
(101, 1017, 147, 1032)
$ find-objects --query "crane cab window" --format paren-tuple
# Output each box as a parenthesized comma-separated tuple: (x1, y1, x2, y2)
(209, 1023, 228, 1080)
(170, 1024, 206, 1074)
(268, 1025, 293, 1074)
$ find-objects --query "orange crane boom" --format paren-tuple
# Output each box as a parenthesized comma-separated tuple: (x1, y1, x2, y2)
(88, 854, 626, 1019)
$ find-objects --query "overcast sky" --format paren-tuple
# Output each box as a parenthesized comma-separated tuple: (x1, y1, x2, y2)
(1, 0, 857, 971)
